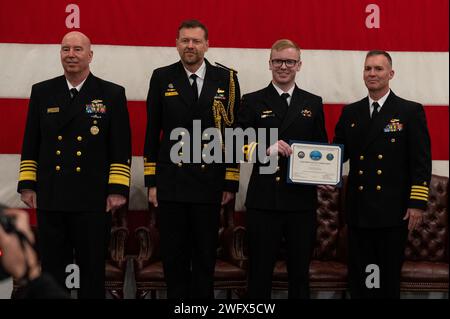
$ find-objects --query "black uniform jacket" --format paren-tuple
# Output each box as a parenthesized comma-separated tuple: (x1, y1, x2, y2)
(144, 59, 240, 204)
(333, 91, 431, 228)
(236, 83, 328, 212)
(18, 73, 132, 212)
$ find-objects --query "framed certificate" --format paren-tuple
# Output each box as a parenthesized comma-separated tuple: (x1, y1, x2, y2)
(287, 141, 344, 186)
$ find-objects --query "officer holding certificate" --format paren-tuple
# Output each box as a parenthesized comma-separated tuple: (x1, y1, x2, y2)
(236, 39, 328, 298)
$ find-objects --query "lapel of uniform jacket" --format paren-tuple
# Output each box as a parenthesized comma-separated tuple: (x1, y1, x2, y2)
(57, 73, 97, 131)
(52, 75, 70, 122)
(52, 75, 72, 131)
(173, 61, 195, 109)
(196, 59, 220, 120)
(279, 85, 305, 135)
(353, 97, 371, 151)
(363, 91, 398, 150)
(264, 83, 288, 123)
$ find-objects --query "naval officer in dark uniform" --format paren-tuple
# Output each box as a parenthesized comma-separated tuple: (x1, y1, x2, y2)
(333, 50, 431, 298)
(236, 39, 328, 299)
(18, 31, 132, 298)
(143, 20, 240, 299)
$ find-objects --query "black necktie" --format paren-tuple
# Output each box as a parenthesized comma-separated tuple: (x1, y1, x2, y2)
(281, 93, 290, 107)
(70, 88, 78, 100)
(371, 101, 380, 119)
(279, 93, 290, 118)
(190, 74, 198, 102)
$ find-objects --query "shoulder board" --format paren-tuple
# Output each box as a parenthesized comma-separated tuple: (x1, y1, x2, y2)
(215, 62, 238, 74)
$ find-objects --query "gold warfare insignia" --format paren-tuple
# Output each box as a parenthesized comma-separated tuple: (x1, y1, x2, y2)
(214, 88, 226, 100)
(47, 107, 60, 113)
(165, 84, 178, 96)
(261, 110, 274, 118)
(90, 125, 100, 135)
(301, 109, 312, 117)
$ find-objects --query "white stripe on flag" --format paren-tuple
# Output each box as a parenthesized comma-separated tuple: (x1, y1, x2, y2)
(0, 44, 448, 105)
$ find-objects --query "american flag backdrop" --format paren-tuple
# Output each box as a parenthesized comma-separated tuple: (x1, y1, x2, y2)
(0, 0, 448, 212)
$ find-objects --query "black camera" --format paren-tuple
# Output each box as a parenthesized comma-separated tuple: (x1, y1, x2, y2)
(0, 204, 16, 233)
(0, 213, 15, 233)
(0, 204, 16, 280)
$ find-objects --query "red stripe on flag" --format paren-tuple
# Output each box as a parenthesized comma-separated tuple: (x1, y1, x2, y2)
(0, 0, 448, 51)
(1, 98, 448, 160)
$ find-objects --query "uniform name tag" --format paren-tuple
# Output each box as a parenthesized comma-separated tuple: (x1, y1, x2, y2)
(165, 91, 179, 97)
(47, 107, 60, 113)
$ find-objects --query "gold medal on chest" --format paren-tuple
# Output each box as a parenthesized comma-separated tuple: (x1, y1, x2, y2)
(90, 125, 99, 135)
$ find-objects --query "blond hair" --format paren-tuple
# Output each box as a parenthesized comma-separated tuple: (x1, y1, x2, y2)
(270, 39, 301, 60)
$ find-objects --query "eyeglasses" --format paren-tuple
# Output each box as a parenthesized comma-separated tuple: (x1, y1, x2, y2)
(271, 59, 299, 68)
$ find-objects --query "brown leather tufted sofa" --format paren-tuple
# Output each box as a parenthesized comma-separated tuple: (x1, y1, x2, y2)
(132, 174, 448, 298)
(270, 174, 449, 296)
(133, 200, 247, 299)
(105, 207, 129, 299)
(402, 174, 448, 292)
(271, 177, 348, 296)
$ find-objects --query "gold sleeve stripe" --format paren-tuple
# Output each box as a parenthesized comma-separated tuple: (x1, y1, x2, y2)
(20, 160, 38, 165)
(110, 164, 130, 171)
(410, 196, 428, 201)
(20, 166, 37, 172)
(144, 163, 156, 167)
(19, 171, 37, 182)
(411, 191, 428, 197)
(242, 142, 258, 162)
(20, 164, 37, 169)
(110, 171, 131, 179)
(144, 166, 156, 175)
(225, 171, 239, 181)
(411, 193, 428, 198)
(410, 189, 428, 195)
(110, 167, 131, 177)
(110, 166, 130, 172)
(248, 142, 258, 162)
(20, 163, 37, 167)
(108, 175, 130, 187)
(20, 163, 37, 168)
(226, 168, 240, 172)
(411, 185, 429, 191)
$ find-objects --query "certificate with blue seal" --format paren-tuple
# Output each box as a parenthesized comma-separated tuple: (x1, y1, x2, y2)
(287, 141, 344, 186)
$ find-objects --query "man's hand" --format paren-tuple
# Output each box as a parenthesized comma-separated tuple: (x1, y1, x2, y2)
(317, 185, 336, 192)
(221, 191, 235, 205)
(20, 190, 36, 209)
(0, 209, 40, 280)
(266, 140, 292, 157)
(403, 208, 424, 231)
(148, 187, 158, 208)
(106, 194, 127, 213)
